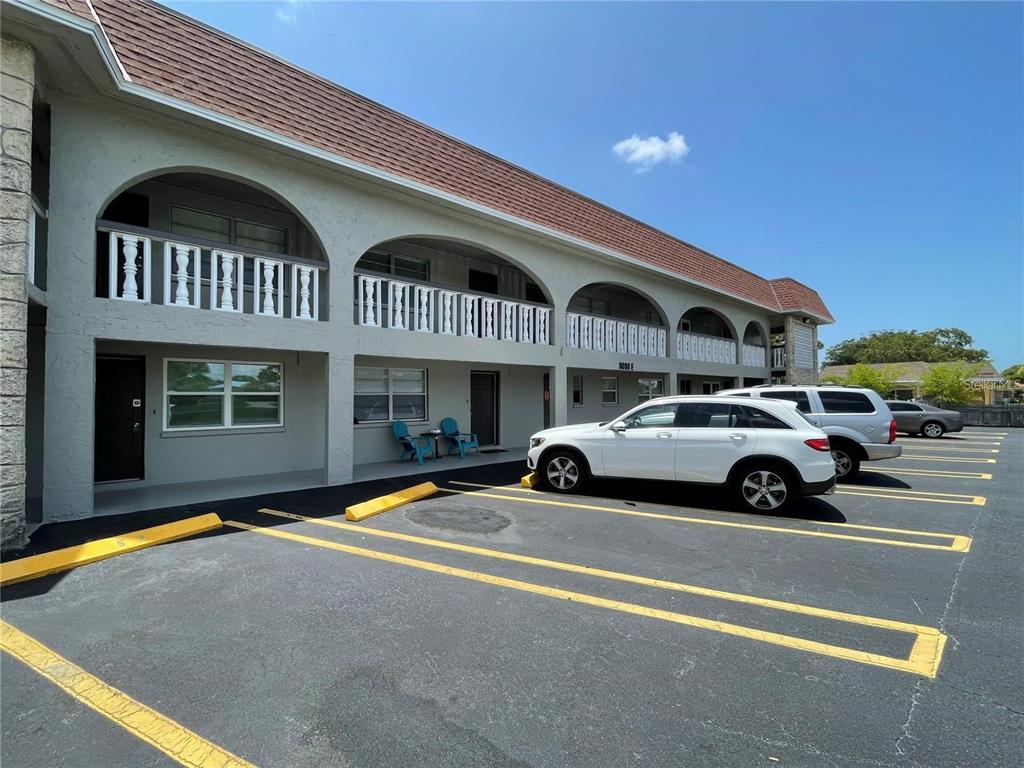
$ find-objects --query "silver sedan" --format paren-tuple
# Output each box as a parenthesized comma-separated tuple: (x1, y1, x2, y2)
(885, 401, 965, 438)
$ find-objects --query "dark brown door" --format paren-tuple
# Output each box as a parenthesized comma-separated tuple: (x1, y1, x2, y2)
(470, 371, 499, 447)
(95, 356, 145, 481)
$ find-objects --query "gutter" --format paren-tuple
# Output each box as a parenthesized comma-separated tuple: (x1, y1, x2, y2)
(9, 0, 833, 324)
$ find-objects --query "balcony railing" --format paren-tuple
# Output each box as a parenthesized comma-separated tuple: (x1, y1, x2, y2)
(354, 273, 551, 344)
(676, 331, 737, 364)
(771, 346, 786, 369)
(566, 312, 666, 357)
(742, 344, 767, 367)
(98, 222, 325, 320)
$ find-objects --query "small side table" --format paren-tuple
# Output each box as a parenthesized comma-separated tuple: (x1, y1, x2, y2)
(420, 429, 444, 459)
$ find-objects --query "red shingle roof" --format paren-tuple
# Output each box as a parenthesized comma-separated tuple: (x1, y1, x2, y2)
(77, 0, 832, 320)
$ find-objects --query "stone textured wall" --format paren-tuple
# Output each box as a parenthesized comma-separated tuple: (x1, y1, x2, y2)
(784, 315, 820, 386)
(1, 37, 34, 550)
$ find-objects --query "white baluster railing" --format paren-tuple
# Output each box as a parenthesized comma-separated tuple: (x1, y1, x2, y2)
(563, 312, 664, 357)
(352, 274, 552, 345)
(535, 307, 550, 344)
(580, 315, 592, 350)
(519, 304, 534, 343)
(413, 286, 434, 332)
(772, 346, 786, 369)
(212, 250, 244, 313)
(255, 257, 285, 318)
(482, 298, 499, 340)
(742, 344, 767, 367)
(162, 242, 200, 308)
(101, 227, 323, 319)
(439, 290, 458, 335)
(389, 280, 411, 329)
(567, 312, 580, 348)
(108, 231, 152, 303)
(676, 331, 738, 364)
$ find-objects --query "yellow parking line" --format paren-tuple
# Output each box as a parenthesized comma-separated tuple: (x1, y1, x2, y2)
(899, 445, 999, 454)
(258, 507, 940, 634)
(861, 468, 993, 480)
(0, 620, 255, 768)
(227, 520, 946, 677)
(441, 485, 971, 552)
(835, 489, 985, 506)
(894, 456, 997, 464)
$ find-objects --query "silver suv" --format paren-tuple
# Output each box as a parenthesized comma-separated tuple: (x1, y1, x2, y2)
(716, 385, 901, 481)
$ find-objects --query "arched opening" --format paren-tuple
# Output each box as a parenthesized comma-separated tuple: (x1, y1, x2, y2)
(353, 236, 552, 343)
(566, 283, 667, 357)
(741, 321, 769, 368)
(676, 307, 737, 364)
(97, 171, 327, 319)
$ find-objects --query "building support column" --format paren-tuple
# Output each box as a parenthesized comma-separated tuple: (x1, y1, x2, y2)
(1, 36, 35, 549)
(549, 362, 568, 427)
(326, 351, 354, 486)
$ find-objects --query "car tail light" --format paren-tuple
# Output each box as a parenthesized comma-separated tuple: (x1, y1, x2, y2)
(888, 419, 897, 444)
(804, 438, 831, 452)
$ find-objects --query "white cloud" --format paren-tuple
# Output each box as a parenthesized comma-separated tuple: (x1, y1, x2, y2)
(612, 132, 690, 173)
(275, 0, 304, 25)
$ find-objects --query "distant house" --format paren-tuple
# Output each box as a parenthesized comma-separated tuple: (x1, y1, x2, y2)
(820, 361, 1016, 404)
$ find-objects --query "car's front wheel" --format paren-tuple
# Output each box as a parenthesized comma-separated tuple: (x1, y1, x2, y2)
(733, 466, 794, 513)
(541, 451, 588, 493)
(921, 421, 945, 438)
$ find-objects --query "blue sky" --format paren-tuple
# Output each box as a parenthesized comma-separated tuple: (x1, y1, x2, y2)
(166, 0, 1023, 368)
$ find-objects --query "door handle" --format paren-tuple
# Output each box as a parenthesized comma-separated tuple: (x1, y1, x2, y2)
(656, 432, 673, 439)
(728, 433, 746, 440)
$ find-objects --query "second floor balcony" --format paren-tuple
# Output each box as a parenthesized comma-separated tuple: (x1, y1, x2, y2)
(99, 223, 326, 321)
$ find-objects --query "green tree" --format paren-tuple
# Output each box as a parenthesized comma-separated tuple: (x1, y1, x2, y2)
(824, 328, 988, 366)
(920, 362, 985, 405)
(1002, 364, 1024, 383)
(821, 363, 905, 396)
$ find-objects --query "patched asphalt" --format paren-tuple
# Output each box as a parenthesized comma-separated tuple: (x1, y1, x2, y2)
(2, 427, 1021, 767)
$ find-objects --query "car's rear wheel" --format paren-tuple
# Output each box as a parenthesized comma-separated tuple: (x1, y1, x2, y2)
(733, 465, 794, 513)
(541, 451, 588, 493)
(921, 421, 945, 438)
(831, 447, 861, 482)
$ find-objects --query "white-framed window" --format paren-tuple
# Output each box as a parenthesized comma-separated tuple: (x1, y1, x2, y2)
(356, 250, 430, 282)
(637, 378, 664, 403)
(702, 381, 722, 394)
(601, 376, 618, 405)
(354, 367, 428, 423)
(170, 206, 288, 254)
(572, 374, 584, 406)
(164, 359, 283, 431)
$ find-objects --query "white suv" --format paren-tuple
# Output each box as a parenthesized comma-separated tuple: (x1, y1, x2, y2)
(526, 396, 836, 513)
(716, 385, 901, 481)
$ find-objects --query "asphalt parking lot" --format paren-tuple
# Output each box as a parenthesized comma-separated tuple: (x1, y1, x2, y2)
(2, 427, 1022, 768)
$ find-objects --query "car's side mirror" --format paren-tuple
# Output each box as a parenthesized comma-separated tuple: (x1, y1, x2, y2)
(611, 421, 627, 432)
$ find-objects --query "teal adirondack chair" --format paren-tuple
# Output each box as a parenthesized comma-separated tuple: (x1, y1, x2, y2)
(393, 420, 434, 464)
(439, 417, 479, 458)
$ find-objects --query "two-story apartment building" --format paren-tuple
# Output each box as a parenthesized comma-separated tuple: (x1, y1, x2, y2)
(0, 0, 831, 549)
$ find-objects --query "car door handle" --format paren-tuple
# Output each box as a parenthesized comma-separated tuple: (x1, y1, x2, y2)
(728, 433, 747, 440)
(656, 432, 673, 439)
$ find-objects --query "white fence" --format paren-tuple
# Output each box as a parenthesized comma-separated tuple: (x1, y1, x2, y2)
(101, 227, 323, 320)
(742, 343, 767, 367)
(676, 331, 737, 364)
(355, 274, 551, 344)
(771, 346, 786, 369)
(566, 313, 666, 357)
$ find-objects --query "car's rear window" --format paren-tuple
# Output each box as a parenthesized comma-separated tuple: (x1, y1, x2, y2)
(819, 391, 876, 414)
(740, 405, 792, 430)
(760, 390, 812, 413)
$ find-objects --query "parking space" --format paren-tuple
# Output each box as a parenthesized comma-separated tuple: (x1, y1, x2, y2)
(2, 427, 1021, 767)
